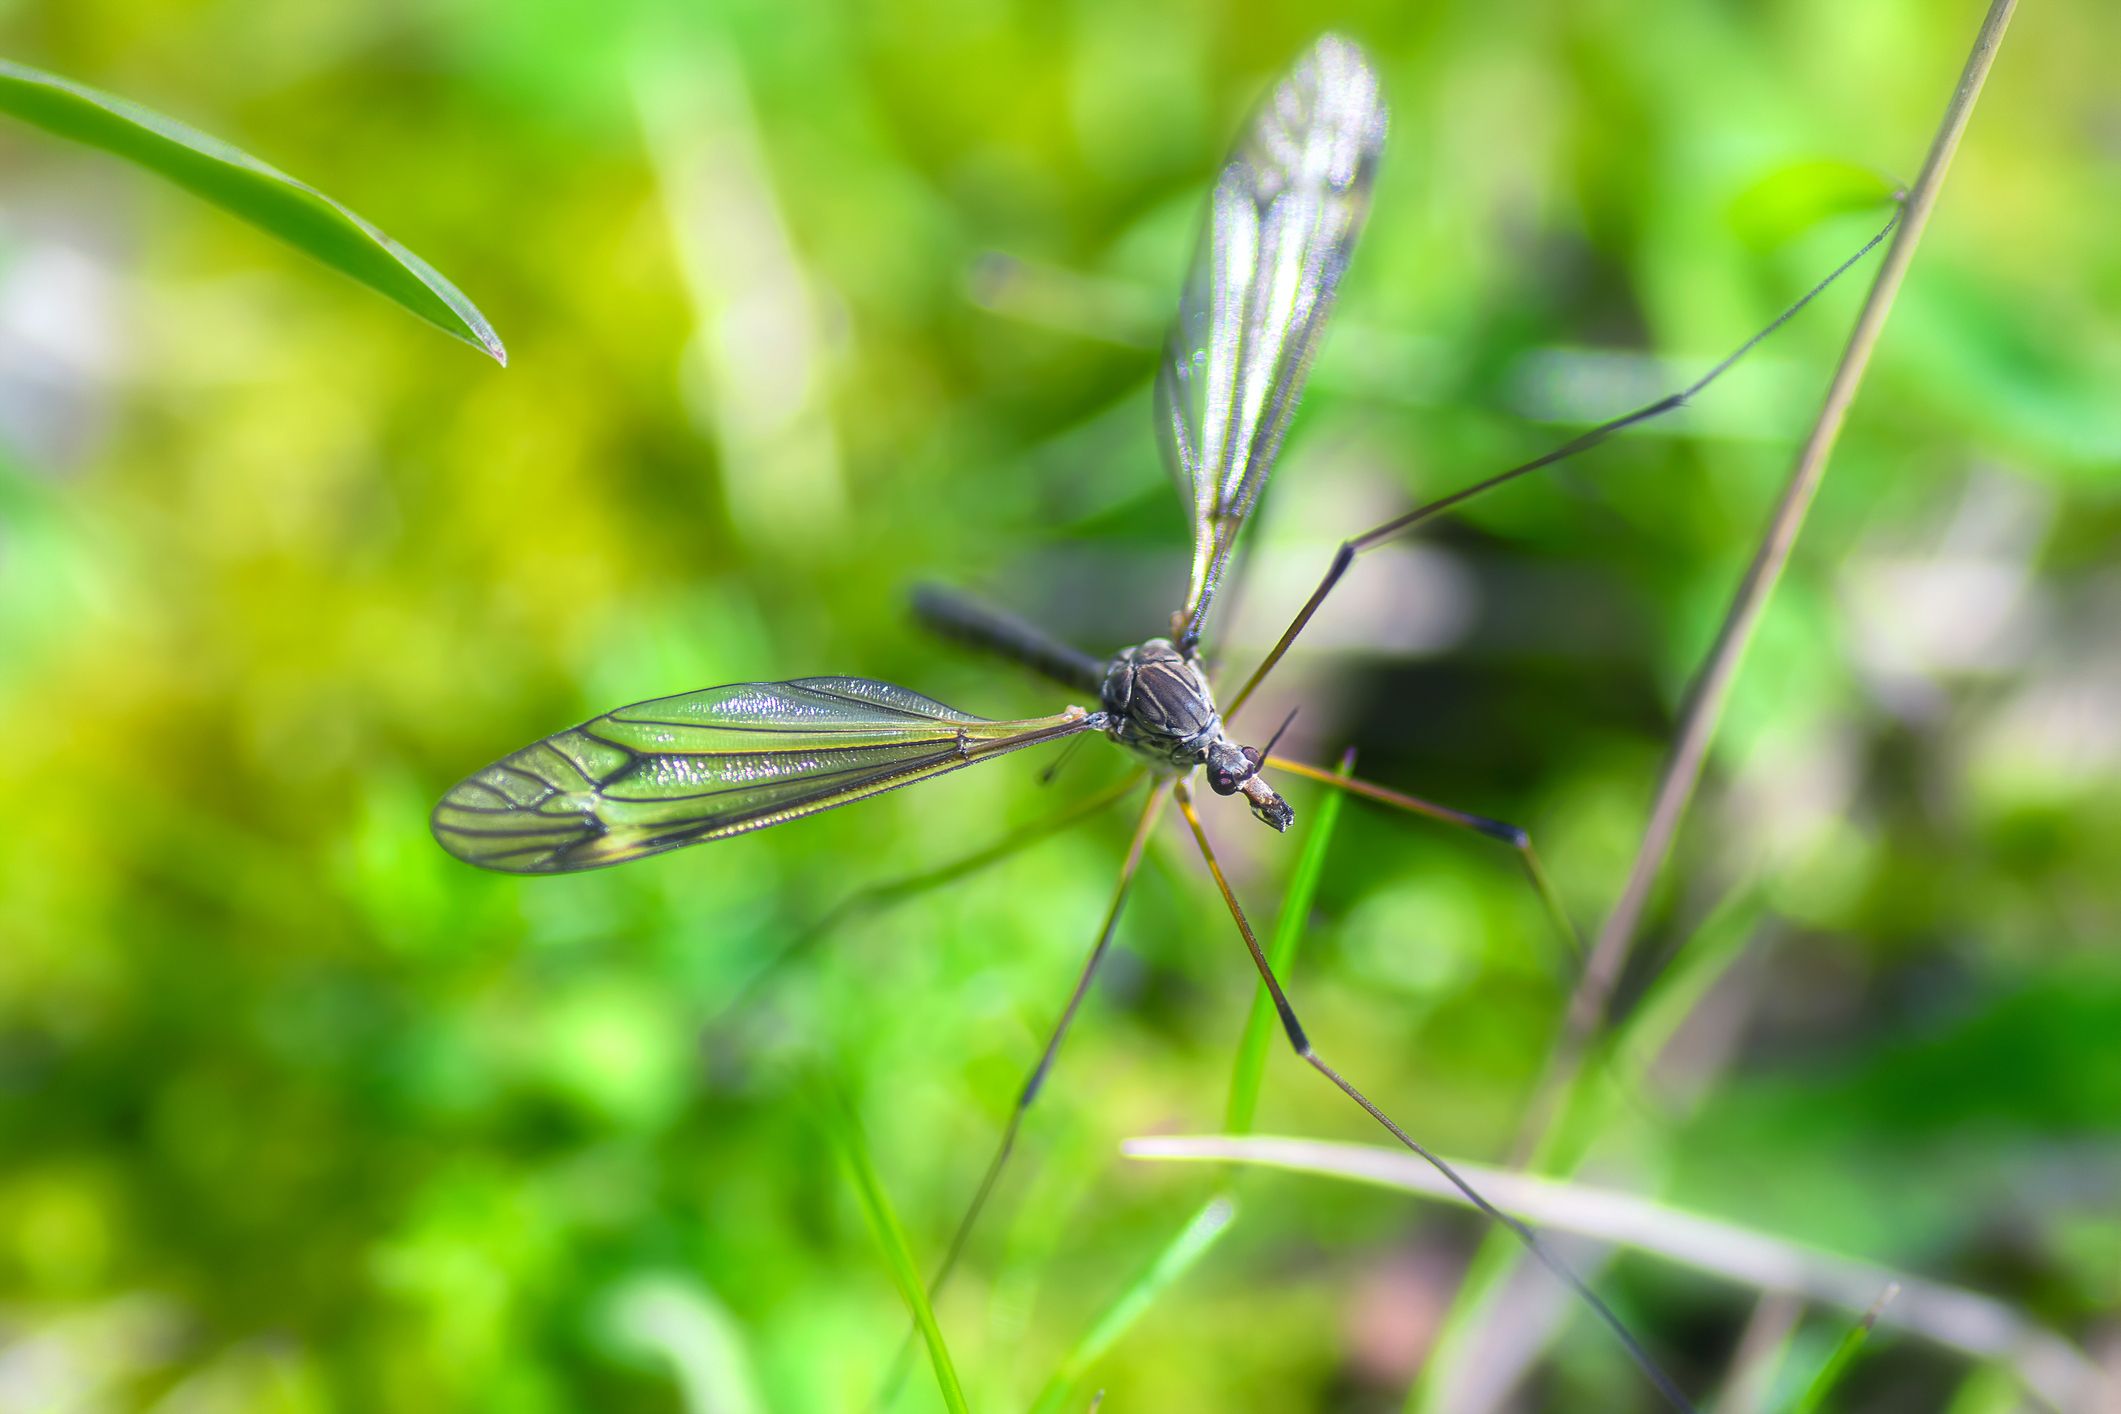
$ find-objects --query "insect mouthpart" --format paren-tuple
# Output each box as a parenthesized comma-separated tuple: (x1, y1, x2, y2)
(1239, 776, 1295, 832)
(1204, 739, 1294, 832)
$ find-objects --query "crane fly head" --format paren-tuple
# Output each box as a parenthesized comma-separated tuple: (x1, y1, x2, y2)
(1203, 739, 1293, 832)
(1202, 705, 1298, 832)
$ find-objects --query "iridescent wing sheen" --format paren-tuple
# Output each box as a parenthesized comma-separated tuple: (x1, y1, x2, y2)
(432, 677, 1100, 874)
(1157, 33, 1386, 640)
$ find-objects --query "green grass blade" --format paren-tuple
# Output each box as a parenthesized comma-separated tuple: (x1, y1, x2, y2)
(822, 1090, 969, 1414)
(1410, 886, 1769, 1412)
(1024, 753, 1339, 1408)
(0, 59, 505, 362)
(1024, 754, 1324, 1414)
(1223, 749, 1353, 1135)
(1027, 1196, 1237, 1414)
(1788, 1284, 1898, 1414)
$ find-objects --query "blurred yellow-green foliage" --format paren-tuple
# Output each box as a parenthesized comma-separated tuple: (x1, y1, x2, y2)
(3, 1, 2118, 1410)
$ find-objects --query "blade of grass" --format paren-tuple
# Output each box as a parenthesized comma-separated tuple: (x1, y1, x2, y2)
(1789, 1283, 1899, 1414)
(1224, 747, 1354, 1136)
(1447, 9, 2021, 1401)
(822, 1089, 969, 1414)
(1718, 1293, 1804, 1414)
(1410, 894, 1772, 1411)
(1028, 757, 1344, 1408)
(1026, 1196, 1237, 1414)
(0, 59, 505, 362)
(1124, 1136, 2102, 1412)
(1551, 0, 2018, 1091)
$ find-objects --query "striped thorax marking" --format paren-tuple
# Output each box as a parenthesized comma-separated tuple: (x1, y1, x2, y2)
(1100, 639, 1294, 831)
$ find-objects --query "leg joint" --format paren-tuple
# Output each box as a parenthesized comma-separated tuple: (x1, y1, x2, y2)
(1467, 815, 1531, 849)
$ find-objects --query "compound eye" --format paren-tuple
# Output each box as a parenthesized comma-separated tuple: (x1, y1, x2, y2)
(1205, 763, 1238, 795)
(1241, 745, 1263, 770)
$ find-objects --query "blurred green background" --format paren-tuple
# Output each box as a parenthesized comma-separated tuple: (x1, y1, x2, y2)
(2, 0, 2116, 1409)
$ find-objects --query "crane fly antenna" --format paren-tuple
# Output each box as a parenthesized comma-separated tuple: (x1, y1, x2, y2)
(1172, 783, 1696, 1411)
(1258, 705, 1300, 761)
(1223, 205, 1902, 723)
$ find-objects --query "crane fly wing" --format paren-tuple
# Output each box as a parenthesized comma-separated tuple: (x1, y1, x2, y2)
(433, 676, 1099, 874)
(1158, 33, 1386, 638)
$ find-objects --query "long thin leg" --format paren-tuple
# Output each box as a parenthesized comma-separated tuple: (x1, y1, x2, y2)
(1267, 754, 1581, 967)
(1271, 753, 1673, 1179)
(1171, 783, 1695, 1413)
(1222, 211, 1900, 724)
(876, 781, 1173, 1405)
(710, 772, 1143, 1031)
(928, 782, 1170, 1293)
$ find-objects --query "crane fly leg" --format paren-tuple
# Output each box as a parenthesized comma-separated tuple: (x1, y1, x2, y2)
(711, 772, 1144, 1032)
(875, 781, 1171, 1405)
(1171, 782, 1694, 1413)
(1266, 754, 1582, 969)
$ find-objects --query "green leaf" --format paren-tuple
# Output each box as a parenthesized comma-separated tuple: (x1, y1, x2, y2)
(822, 1089, 968, 1414)
(596, 1274, 767, 1414)
(1223, 749, 1352, 1135)
(0, 59, 505, 362)
(1725, 158, 1901, 252)
(1788, 1283, 1897, 1414)
(1028, 1196, 1237, 1414)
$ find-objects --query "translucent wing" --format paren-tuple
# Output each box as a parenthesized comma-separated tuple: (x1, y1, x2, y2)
(433, 676, 1100, 874)
(1158, 33, 1386, 640)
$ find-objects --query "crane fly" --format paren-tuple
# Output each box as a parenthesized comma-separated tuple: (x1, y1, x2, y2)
(434, 33, 1892, 1409)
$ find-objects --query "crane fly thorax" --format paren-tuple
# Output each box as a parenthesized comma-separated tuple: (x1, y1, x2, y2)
(1100, 639, 1294, 832)
(1100, 639, 1220, 766)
